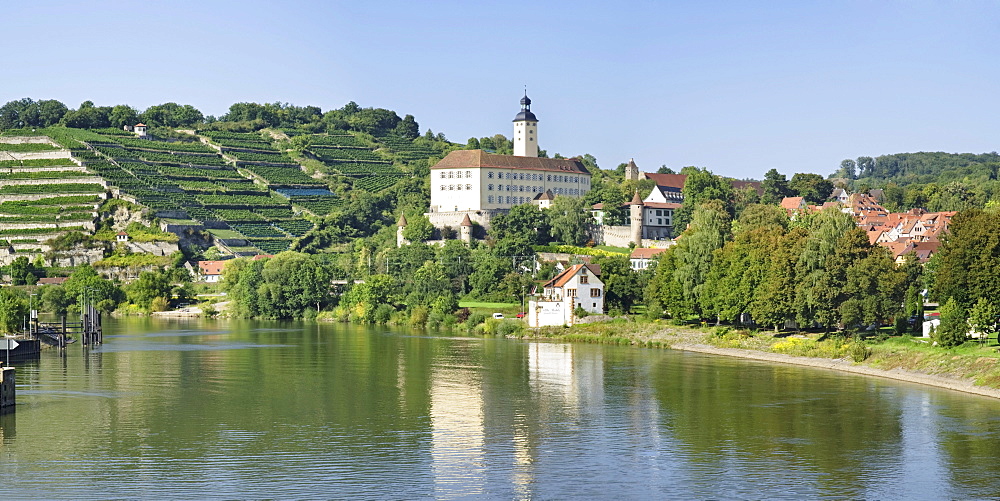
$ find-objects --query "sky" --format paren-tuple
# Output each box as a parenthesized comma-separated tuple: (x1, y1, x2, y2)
(5, 1, 1000, 179)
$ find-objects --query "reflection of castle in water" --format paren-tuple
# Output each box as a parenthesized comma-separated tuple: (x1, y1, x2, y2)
(429, 341, 606, 497)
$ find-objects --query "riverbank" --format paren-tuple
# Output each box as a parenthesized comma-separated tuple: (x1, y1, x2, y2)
(520, 320, 1000, 400)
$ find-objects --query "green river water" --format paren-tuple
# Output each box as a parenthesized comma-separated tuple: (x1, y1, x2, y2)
(2, 317, 1000, 499)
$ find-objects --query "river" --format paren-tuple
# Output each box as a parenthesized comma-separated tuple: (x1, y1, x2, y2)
(2, 317, 1000, 499)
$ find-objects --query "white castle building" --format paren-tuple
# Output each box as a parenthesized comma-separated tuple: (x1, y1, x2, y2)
(426, 94, 592, 229)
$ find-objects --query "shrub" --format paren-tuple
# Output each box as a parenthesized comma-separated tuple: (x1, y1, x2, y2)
(409, 305, 429, 327)
(848, 338, 870, 362)
(713, 326, 732, 337)
(374, 303, 394, 324)
(465, 312, 487, 328)
(149, 296, 169, 312)
(495, 319, 524, 337)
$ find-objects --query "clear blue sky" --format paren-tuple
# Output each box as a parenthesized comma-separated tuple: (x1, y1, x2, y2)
(6, 1, 999, 179)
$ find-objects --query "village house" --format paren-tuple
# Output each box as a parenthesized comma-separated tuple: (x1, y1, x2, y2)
(528, 264, 604, 327)
(197, 260, 226, 283)
(629, 247, 667, 271)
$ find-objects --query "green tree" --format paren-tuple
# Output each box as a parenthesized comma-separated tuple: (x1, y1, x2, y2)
(0, 288, 26, 334)
(7, 256, 39, 286)
(108, 104, 140, 129)
(789, 173, 834, 204)
(490, 204, 549, 244)
(761, 168, 792, 204)
(933, 209, 1000, 310)
(127, 270, 172, 310)
(401, 214, 434, 242)
(936, 297, 968, 348)
(41, 286, 72, 316)
(593, 254, 644, 314)
(968, 297, 1000, 344)
(548, 195, 591, 245)
(675, 167, 734, 229)
(672, 201, 731, 317)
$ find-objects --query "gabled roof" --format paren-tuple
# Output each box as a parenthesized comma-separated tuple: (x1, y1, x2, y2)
(780, 196, 805, 210)
(542, 263, 602, 289)
(533, 190, 555, 201)
(431, 150, 589, 174)
(644, 173, 687, 190)
(630, 248, 667, 260)
(198, 260, 227, 275)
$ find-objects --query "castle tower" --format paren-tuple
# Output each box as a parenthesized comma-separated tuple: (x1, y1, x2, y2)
(459, 214, 473, 244)
(629, 190, 643, 245)
(396, 213, 408, 248)
(624, 158, 640, 182)
(513, 92, 538, 157)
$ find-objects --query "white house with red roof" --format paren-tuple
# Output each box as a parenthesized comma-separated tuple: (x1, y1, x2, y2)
(528, 264, 604, 327)
(197, 260, 227, 283)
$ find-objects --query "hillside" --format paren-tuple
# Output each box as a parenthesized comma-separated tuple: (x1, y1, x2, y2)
(0, 123, 453, 259)
(833, 152, 1000, 211)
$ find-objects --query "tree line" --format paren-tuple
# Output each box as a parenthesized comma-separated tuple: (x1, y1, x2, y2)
(0, 97, 422, 139)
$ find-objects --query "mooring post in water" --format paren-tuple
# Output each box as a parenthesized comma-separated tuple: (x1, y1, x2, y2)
(0, 363, 15, 414)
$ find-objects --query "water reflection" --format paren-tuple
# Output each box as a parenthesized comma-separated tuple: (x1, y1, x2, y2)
(3, 319, 1000, 499)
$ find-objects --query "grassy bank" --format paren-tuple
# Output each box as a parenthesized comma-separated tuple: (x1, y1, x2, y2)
(518, 319, 1000, 392)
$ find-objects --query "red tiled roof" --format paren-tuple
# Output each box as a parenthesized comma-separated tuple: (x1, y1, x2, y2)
(780, 197, 805, 210)
(38, 277, 68, 285)
(630, 248, 667, 259)
(431, 150, 589, 174)
(542, 263, 601, 289)
(198, 260, 227, 275)
(644, 173, 687, 190)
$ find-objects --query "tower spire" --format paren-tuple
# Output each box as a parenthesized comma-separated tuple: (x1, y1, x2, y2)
(513, 91, 538, 157)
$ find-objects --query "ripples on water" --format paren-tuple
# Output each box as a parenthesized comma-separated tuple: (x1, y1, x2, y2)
(3, 319, 1000, 499)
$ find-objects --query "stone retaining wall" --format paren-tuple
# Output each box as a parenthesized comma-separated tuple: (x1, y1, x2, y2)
(0, 176, 105, 187)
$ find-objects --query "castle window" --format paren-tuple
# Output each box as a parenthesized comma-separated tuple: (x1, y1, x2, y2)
(547, 175, 551, 182)
(440, 185, 445, 190)
(488, 195, 494, 203)
(448, 185, 454, 190)
(455, 171, 462, 179)
(505, 173, 511, 179)
(580, 275, 589, 284)
(466, 184, 472, 190)
(591, 289, 601, 297)
(466, 171, 471, 178)
(440, 172, 446, 178)
(488, 184, 493, 191)
(488, 172, 494, 179)
(448, 171, 453, 178)
(457, 185, 462, 190)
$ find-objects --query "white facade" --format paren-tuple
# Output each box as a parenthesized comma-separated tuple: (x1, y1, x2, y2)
(429, 153, 591, 213)
(513, 119, 538, 157)
(513, 93, 538, 158)
(528, 264, 604, 327)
